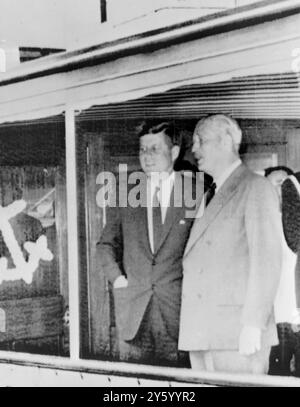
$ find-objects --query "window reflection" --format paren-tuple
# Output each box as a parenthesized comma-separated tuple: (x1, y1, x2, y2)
(0, 118, 68, 356)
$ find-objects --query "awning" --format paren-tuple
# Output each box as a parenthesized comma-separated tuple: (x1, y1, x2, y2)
(78, 72, 300, 121)
(0, 0, 299, 124)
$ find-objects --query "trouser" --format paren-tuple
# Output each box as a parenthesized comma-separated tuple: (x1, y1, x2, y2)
(269, 323, 295, 376)
(190, 347, 271, 375)
(294, 330, 300, 377)
(118, 298, 190, 368)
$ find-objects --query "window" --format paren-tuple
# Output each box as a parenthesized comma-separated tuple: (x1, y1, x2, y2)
(76, 114, 199, 366)
(75, 81, 300, 371)
(0, 116, 69, 356)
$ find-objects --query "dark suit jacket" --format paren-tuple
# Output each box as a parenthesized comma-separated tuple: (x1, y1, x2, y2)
(282, 174, 300, 307)
(97, 172, 203, 341)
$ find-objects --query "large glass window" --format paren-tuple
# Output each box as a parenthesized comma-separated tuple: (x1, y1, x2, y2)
(76, 115, 201, 365)
(0, 116, 69, 356)
(76, 103, 297, 369)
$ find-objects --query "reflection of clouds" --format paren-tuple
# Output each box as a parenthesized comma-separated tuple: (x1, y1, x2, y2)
(0, 201, 53, 284)
(27, 188, 55, 228)
(37, 202, 53, 216)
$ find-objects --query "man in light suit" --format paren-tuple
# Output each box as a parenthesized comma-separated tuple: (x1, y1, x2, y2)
(179, 114, 282, 374)
(98, 121, 203, 367)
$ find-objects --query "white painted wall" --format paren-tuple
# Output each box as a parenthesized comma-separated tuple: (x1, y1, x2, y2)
(0, 0, 100, 48)
(0, 0, 66, 48)
(0, 0, 264, 49)
(107, 0, 235, 25)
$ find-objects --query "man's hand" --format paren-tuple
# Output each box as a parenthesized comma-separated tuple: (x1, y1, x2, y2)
(113, 275, 128, 289)
(238, 326, 261, 356)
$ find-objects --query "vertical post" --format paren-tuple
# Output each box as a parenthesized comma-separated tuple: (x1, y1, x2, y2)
(65, 108, 80, 360)
(100, 0, 107, 23)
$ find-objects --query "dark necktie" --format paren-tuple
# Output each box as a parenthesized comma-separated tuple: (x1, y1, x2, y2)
(205, 182, 216, 207)
(152, 186, 162, 252)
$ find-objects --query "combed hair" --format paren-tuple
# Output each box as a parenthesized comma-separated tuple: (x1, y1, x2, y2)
(137, 121, 181, 147)
(195, 114, 242, 153)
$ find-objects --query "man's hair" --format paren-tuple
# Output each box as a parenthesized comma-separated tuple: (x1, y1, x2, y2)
(194, 114, 242, 154)
(264, 166, 294, 178)
(137, 121, 181, 147)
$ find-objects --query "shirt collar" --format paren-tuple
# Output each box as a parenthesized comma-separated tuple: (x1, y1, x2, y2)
(148, 171, 175, 205)
(148, 171, 175, 189)
(215, 159, 242, 192)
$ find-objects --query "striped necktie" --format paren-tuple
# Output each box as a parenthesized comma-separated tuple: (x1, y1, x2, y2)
(205, 182, 216, 207)
(152, 186, 162, 252)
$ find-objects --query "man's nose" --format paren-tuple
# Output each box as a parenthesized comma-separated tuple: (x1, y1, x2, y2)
(144, 155, 153, 163)
(192, 143, 198, 154)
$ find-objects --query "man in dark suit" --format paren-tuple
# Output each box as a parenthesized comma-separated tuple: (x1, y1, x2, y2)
(281, 172, 300, 376)
(97, 121, 203, 367)
(282, 172, 300, 299)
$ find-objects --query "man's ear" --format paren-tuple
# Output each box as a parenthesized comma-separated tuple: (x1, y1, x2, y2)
(171, 145, 180, 162)
(222, 132, 233, 151)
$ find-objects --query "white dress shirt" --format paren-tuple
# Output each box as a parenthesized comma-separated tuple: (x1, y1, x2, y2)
(214, 159, 242, 193)
(147, 171, 175, 253)
(113, 171, 175, 287)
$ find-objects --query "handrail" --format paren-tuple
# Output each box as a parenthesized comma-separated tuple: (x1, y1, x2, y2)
(0, 351, 299, 387)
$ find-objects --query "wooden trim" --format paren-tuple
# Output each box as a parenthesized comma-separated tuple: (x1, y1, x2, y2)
(65, 108, 80, 360)
(0, 351, 299, 387)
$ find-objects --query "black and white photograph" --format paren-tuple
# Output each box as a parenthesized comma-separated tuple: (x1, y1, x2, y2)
(0, 0, 300, 389)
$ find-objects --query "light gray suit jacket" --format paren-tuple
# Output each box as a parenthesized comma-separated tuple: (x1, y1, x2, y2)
(179, 164, 282, 351)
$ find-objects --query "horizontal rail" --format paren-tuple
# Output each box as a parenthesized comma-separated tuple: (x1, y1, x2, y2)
(0, 351, 299, 387)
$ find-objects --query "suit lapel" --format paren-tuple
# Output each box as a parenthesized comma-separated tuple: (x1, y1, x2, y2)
(137, 171, 204, 256)
(156, 190, 182, 254)
(136, 204, 153, 258)
(184, 164, 248, 256)
(153, 173, 182, 254)
(154, 172, 203, 254)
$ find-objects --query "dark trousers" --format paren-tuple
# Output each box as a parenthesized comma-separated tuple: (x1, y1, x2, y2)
(269, 323, 296, 376)
(117, 297, 190, 368)
(294, 330, 300, 377)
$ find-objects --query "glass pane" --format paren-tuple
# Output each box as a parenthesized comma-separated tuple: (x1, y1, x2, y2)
(77, 116, 200, 367)
(0, 116, 69, 356)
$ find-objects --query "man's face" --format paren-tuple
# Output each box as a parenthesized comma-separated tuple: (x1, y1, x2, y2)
(267, 170, 289, 199)
(139, 131, 178, 176)
(192, 124, 222, 176)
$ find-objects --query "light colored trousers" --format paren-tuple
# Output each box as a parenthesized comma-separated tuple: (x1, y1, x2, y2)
(190, 347, 271, 374)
